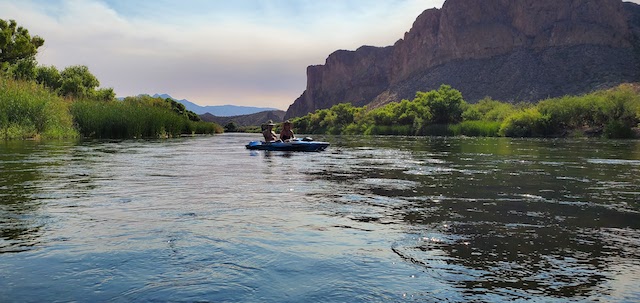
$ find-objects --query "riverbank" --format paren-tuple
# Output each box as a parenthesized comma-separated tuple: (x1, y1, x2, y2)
(0, 76, 222, 140)
(291, 84, 640, 139)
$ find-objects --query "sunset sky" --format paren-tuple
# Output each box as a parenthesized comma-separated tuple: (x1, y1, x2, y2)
(1, 0, 639, 110)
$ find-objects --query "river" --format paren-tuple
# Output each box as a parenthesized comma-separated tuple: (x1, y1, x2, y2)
(1, 133, 639, 302)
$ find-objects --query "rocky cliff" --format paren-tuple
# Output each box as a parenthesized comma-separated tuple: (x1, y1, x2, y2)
(285, 0, 640, 119)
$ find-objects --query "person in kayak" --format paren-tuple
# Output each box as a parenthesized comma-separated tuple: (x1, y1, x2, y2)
(262, 120, 278, 142)
(279, 120, 295, 142)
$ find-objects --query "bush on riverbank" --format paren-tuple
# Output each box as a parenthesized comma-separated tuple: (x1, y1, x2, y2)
(291, 84, 640, 139)
(0, 77, 78, 139)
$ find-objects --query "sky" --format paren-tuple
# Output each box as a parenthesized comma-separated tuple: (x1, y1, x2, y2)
(0, 0, 446, 110)
(2, 0, 640, 110)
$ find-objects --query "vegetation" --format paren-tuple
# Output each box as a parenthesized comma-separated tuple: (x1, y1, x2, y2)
(0, 77, 78, 139)
(0, 19, 44, 70)
(4, 18, 638, 140)
(71, 96, 221, 139)
(1, 18, 221, 140)
(292, 84, 640, 139)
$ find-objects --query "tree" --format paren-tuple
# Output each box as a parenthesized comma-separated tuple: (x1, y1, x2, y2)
(7, 57, 37, 80)
(0, 19, 44, 69)
(59, 65, 100, 98)
(92, 88, 116, 102)
(416, 84, 465, 124)
(35, 65, 62, 90)
(224, 121, 239, 132)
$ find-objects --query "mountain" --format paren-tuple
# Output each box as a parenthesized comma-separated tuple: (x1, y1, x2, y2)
(152, 94, 280, 116)
(199, 110, 286, 127)
(285, 0, 640, 119)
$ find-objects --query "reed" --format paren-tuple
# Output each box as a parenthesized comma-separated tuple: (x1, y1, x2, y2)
(449, 121, 501, 137)
(0, 76, 78, 139)
(71, 100, 221, 139)
(364, 124, 413, 136)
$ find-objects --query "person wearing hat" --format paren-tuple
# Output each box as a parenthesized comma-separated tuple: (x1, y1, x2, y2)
(279, 120, 295, 142)
(262, 120, 278, 142)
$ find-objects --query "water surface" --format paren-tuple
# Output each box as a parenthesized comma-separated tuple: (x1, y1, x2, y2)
(1, 134, 639, 302)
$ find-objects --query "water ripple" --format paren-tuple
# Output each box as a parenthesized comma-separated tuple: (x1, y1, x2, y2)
(1, 135, 639, 302)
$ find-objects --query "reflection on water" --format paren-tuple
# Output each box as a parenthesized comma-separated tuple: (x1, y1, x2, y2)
(0, 141, 74, 253)
(309, 137, 640, 301)
(0, 135, 639, 302)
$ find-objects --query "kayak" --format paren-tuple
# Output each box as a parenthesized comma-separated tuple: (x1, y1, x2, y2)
(245, 139, 330, 152)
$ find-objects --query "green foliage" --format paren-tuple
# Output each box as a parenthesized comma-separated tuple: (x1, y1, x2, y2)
(363, 124, 413, 136)
(237, 125, 262, 133)
(71, 98, 221, 139)
(0, 77, 77, 139)
(417, 84, 466, 124)
(463, 97, 516, 122)
(499, 108, 549, 137)
(35, 65, 62, 90)
(533, 85, 640, 137)
(0, 19, 44, 67)
(6, 58, 37, 81)
(290, 83, 640, 139)
(461, 106, 482, 121)
(58, 65, 100, 98)
(162, 97, 201, 121)
(292, 108, 331, 134)
(224, 121, 239, 132)
(603, 121, 633, 139)
(92, 88, 116, 102)
(0, 20, 220, 140)
(293, 86, 468, 136)
(450, 121, 501, 137)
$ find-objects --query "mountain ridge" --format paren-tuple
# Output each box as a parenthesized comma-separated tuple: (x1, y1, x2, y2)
(151, 94, 280, 117)
(199, 110, 286, 127)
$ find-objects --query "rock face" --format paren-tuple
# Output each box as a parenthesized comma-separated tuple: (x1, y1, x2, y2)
(285, 0, 640, 119)
(285, 46, 393, 118)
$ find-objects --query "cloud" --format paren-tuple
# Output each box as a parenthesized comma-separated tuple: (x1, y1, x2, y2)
(0, 0, 445, 109)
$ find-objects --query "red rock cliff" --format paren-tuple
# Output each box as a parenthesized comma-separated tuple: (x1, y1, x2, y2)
(285, 0, 640, 119)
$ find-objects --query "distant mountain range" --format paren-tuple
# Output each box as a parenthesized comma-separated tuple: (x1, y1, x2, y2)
(151, 94, 280, 117)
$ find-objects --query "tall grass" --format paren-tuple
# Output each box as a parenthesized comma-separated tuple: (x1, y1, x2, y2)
(363, 124, 413, 136)
(0, 77, 78, 139)
(450, 121, 501, 137)
(71, 100, 221, 139)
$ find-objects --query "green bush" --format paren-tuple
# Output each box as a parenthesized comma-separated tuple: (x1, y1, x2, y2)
(603, 121, 633, 139)
(417, 84, 465, 124)
(499, 108, 549, 137)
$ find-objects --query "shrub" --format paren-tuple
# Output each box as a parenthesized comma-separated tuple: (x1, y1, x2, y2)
(415, 84, 465, 124)
(603, 121, 633, 139)
(499, 108, 549, 137)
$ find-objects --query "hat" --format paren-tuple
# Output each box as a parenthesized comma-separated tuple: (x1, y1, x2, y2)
(266, 120, 275, 126)
(284, 120, 292, 124)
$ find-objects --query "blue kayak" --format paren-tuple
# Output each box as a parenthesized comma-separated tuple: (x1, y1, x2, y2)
(245, 139, 330, 152)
